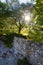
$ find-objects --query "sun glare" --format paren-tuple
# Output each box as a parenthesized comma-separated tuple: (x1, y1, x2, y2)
(25, 14, 31, 21)
(23, 13, 31, 24)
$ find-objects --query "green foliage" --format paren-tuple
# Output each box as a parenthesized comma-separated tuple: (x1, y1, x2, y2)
(0, 2, 12, 17)
(0, 17, 15, 34)
(28, 0, 43, 42)
(28, 26, 43, 42)
(6, 32, 27, 39)
(0, 2, 12, 35)
(5, 33, 27, 48)
(0, 33, 27, 48)
(35, 0, 43, 15)
(5, 34, 14, 48)
(35, 0, 43, 24)
(18, 57, 29, 65)
(13, 8, 25, 33)
(0, 1, 25, 34)
(0, 0, 43, 43)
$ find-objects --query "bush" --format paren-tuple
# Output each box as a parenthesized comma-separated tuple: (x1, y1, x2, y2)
(18, 57, 31, 65)
(0, 32, 27, 48)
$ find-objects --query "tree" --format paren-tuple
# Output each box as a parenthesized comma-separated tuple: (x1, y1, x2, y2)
(13, 8, 25, 33)
(28, 0, 43, 42)
(0, 1, 12, 17)
(35, 0, 43, 25)
(7, 0, 26, 34)
(0, 1, 12, 34)
(0, 1, 25, 34)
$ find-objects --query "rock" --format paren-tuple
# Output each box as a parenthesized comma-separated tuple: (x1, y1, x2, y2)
(0, 37, 43, 65)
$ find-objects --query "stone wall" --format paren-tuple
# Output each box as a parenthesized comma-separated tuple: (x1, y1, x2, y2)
(0, 37, 43, 65)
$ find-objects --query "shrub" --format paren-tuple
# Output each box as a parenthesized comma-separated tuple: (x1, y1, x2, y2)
(18, 57, 31, 65)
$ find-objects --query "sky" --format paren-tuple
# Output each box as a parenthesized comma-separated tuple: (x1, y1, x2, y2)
(1, 0, 31, 3)
(1, 0, 35, 4)
(19, 0, 31, 4)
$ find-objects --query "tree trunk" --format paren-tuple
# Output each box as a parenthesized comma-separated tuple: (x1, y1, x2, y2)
(18, 27, 21, 34)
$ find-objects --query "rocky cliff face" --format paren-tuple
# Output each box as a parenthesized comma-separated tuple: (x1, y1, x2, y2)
(26, 42, 43, 65)
(0, 37, 43, 65)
